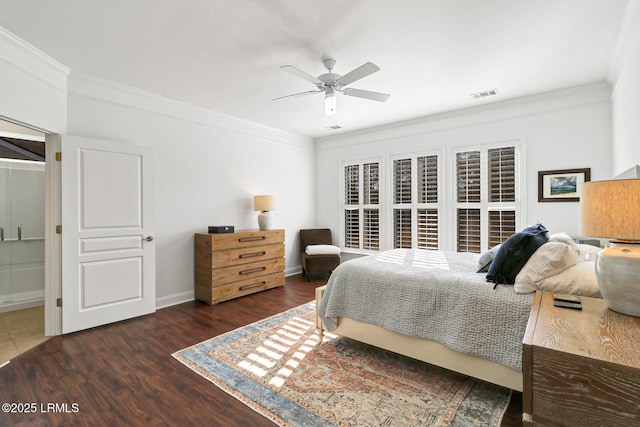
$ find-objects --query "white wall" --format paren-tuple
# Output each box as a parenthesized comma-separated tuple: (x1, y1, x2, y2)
(610, 0, 640, 175)
(316, 83, 613, 250)
(66, 73, 316, 306)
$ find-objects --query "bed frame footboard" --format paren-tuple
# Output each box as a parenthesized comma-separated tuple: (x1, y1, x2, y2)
(315, 285, 523, 391)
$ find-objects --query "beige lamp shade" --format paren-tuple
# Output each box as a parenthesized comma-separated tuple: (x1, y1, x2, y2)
(254, 195, 275, 212)
(581, 179, 640, 241)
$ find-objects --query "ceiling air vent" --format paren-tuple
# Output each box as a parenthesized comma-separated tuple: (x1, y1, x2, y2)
(470, 89, 499, 99)
(326, 125, 342, 130)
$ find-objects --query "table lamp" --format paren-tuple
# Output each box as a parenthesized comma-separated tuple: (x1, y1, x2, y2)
(254, 195, 275, 231)
(580, 178, 640, 316)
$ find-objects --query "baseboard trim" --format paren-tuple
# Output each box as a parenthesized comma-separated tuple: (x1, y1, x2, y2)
(285, 266, 303, 276)
(156, 291, 194, 310)
(0, 298, 44, 313)
(157, 267, 303, 310)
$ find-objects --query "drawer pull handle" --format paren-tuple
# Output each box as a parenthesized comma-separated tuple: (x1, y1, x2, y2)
(239, 236, 266, 242)
(239, 251, 266, 259)
(239, 266, 266, 275)
(240, 281, 266, 291)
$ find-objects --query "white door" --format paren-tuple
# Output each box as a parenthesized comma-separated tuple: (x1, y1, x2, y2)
(61, 135, 155, 334)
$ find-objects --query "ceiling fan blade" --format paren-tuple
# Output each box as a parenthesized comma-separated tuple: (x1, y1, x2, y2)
(280, 65, 323, 85)
(337, 62, 380, 86)
(343, 88, 390, 102)
(272, 90, 322, 101)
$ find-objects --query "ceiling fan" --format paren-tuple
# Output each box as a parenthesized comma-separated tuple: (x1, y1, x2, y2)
(273, 58, 390, 116)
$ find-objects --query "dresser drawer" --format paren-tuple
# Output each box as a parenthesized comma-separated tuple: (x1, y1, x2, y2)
(196, 229, 284, 251)
(196, 257, 285, 287)
(196, 271, 285, 305)
(207, 243, 284, 268)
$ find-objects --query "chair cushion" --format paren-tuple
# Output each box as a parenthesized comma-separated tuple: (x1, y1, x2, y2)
(305, 244, 341, 255)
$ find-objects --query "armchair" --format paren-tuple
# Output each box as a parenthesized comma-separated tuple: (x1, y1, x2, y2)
(299, 228, 341, 281)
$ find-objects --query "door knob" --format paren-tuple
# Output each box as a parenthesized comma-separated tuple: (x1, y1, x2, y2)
(144, 236, 154, 242)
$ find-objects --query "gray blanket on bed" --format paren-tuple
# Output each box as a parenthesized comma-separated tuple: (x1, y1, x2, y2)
(318, 249, 534, 370)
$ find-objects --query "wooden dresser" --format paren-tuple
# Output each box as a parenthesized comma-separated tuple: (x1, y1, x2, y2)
(523, 291, 640, 426)
(194, 229, 285, 305)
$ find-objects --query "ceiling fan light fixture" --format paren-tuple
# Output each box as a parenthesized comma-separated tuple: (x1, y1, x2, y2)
(325, 90, 337, 116)
(277, 58, 389, 115)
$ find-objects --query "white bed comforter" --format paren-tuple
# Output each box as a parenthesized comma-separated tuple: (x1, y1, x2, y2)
(318, 249, 534, 370)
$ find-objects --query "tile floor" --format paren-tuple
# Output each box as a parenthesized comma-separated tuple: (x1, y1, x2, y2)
(0, 305, 48, 366)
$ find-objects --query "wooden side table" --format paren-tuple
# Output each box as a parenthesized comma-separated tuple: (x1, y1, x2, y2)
(523, 291, 640, 426)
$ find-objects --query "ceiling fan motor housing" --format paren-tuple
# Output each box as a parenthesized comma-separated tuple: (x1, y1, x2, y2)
(318, 73, 341, 89)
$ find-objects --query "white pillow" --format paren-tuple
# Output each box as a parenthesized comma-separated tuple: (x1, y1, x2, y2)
(536, 261, 601, 298)
(476, 244, 501, 273)
(305, 244, 341, 256)
(575, 243, 601, 262)
(514, 242, 578, 294)
(548, 232, 578, 251)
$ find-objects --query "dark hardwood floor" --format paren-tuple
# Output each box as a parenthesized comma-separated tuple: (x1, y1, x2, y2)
(0, 275, 522, 426)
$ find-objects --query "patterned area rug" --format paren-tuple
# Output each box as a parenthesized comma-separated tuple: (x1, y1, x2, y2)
(173, 302, 511, 426)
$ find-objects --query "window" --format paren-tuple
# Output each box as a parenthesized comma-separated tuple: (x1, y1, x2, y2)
(455, 144, 519, 253)
(392, 154, 440, 250)
(343, 161, 380, 251)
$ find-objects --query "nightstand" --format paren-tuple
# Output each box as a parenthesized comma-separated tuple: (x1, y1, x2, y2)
(522, 291, 640, 426)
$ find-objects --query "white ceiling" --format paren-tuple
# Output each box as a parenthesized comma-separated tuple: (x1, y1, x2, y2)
(0, 0, 629, 138)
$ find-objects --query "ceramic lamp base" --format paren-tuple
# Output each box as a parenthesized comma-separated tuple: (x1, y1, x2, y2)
(257, 211, 272, 231)
(596, 244, 640, 317)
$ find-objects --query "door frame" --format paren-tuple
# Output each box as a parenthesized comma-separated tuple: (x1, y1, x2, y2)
(44, 133, 62, 336)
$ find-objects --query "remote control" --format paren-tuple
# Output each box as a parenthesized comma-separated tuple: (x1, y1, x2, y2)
(553, 293, 581, 304)
(553, 301, 582, 310)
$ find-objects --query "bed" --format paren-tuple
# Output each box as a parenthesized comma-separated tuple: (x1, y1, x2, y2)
(317, 248, 534, 391)
(316, 238, 602, 392)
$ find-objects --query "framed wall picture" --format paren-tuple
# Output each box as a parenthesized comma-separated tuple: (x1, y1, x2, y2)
(538, 168, 591, 202)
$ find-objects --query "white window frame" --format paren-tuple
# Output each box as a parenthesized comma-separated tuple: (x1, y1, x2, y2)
(388, 151, 442, 250)
(341, 158, 383, 253)
(451, 140, 523, 252)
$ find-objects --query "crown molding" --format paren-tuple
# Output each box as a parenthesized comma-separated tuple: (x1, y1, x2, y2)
(0, 25, 69, 92)
(68, 71, 313, 149)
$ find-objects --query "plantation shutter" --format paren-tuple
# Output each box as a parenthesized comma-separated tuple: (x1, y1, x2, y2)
(393, 158, 411, 204)
(457, 209, 481, 252)
(363, 163, 379, 204)
(344, 165, 359, 205)
(456, 151, 481, 203)
(418, 155, 438, 204)
(417, 209, 438, 249)
(394, 209, 412, 248)
(417, 155, 438, 249)
(343, 161, 380, 251)
(455, 144, 519, 253)
(488, 210, 516, 248)
(363, 162, 380, 250)
(488, 146, 516, 247)
(488, 147, 515, 202)
(344, 209, 359, 248)
(393, 158, 412, 248)
(391, 154, 440, 250)
(363, 209, 380, 250)
(456, 151, 481, 252)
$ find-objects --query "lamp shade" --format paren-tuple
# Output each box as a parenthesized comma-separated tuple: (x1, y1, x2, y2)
(254, 195, 275, 212)
(581, 179, 640, 241)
